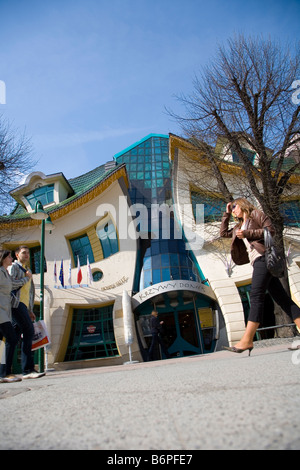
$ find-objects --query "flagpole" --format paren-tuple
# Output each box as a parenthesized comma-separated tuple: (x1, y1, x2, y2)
(68, 259, 72, 286)
(53, 260, 57, 285)
(87, 255, 92, 286)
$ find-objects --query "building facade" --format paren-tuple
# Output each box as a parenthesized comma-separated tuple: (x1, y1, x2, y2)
(1, 133, 300, 370)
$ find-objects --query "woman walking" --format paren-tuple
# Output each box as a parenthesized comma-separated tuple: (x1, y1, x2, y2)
(220, 198, 300, 355)
(0, 250, 31, 382)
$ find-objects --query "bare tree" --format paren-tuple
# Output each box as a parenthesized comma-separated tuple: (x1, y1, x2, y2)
(169, 34, 300, 261)
(168, 35, 300, 332)
(0, 115, 36, 216)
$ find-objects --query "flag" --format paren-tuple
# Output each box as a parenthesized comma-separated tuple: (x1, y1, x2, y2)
(68, 259, 72, 285)
(59, 260, 64, 287)
(53, 260, 57, 284)
(87, 255, 93, 285)
(77, 256, 82, 285)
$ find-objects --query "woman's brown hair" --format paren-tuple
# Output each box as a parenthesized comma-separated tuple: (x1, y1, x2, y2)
(231, 198, 257, 226)
(0, 250, 11, 267)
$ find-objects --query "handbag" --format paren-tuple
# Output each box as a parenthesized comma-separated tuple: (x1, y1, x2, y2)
(263, 227, 285, 278)
(0, 339, 5, 365)
(31, 320, 51, 351)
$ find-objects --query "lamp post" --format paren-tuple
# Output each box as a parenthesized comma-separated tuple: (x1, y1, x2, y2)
(30, 200, 55, 372)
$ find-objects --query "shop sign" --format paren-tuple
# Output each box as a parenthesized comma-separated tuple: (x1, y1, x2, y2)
(132, 279, 216, 307)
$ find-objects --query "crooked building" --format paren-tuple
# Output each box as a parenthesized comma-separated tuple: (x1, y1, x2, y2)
(1, 133, 300, 370)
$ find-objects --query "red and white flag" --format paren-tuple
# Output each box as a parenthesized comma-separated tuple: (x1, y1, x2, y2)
(77, 256, 82, 285)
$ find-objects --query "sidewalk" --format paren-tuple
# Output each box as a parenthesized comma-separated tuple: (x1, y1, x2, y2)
(0, 338, 299, 450)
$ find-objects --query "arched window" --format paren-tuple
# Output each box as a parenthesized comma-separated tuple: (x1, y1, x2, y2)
(25, 184, 54, 209)
(96, 219, 119, 259)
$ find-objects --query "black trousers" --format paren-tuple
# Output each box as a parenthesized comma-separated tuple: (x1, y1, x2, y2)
(148, 333, 170, 361)
(12, 302, 35, 374)
(0, 322, 18, 377)
(249, 255, 300, 324)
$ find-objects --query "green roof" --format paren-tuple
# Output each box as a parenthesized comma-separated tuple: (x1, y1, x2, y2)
(6, 163, 123, 221)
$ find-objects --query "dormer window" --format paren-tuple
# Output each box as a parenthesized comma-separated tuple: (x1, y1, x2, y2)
(232, 147, 256, 164)
(9, 171, 74, 214)
(25, 184, 55, 209)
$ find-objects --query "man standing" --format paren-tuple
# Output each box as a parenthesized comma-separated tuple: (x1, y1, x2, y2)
(148, 310, 171, 361)
(11, 246, 45, 379)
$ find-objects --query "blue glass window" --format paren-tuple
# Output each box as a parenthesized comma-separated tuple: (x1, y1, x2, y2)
(97, 220, 119, 258)
(64, 305, 119, 361)
(280, 200, 300, 227)
(69, 234, 94, 267)
(162, 268, 171, 281)
(139, 239, 201, 289)
(161, 253, 170, 266)
(25, 184, 54, 209)
(191, 191, 225, 223)
(29, 246, 47, 274)
(232, 147, 256, 164)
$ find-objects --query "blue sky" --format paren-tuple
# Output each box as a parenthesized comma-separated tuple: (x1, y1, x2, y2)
(0, 0, 299, 182)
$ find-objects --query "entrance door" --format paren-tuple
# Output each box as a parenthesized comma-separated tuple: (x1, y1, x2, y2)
(161, 309, 203, 358)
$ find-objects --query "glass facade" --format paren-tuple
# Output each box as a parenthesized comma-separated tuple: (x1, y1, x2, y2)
(115, 135, 172, 206)
(115, 135, 204, 291)
(139, 239, 200, 290)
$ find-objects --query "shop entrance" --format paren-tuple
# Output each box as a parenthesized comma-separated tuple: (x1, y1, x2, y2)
(160, 309, 202, 358)
(135, 290, 218, 360)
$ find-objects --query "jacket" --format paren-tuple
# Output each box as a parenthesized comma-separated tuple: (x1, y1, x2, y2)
(0, 266, 30, 324)
(150, 315, 162, 334)
(220, 209, 275, 265)
(10, 261, 35, 312)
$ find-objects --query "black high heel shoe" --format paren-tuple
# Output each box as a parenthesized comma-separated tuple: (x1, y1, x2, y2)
(223, 346, 253, 356)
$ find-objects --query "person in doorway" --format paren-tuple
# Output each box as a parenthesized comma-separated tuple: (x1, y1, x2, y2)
(10, 246, 45, 379)
(148, 310, 171, 361)
(0, 250, 31, 383)
(220, 198, 300, 355)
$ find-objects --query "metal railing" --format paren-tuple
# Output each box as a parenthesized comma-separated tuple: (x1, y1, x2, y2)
(256, 323, 298, 341)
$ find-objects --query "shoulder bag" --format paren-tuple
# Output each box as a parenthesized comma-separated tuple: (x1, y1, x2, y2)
(263, 227, 285, 278)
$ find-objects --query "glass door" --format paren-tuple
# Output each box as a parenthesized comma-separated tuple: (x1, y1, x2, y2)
(160, 309, 203, 358)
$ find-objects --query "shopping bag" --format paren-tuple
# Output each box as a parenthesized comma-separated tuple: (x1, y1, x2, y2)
(31, 320, 51, 351)
(0, 339, 5, 364)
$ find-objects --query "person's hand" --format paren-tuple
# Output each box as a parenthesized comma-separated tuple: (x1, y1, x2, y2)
(236, 229, 244, 239)
(25, 271, 32, 279)
(226, 202, 232, 213)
